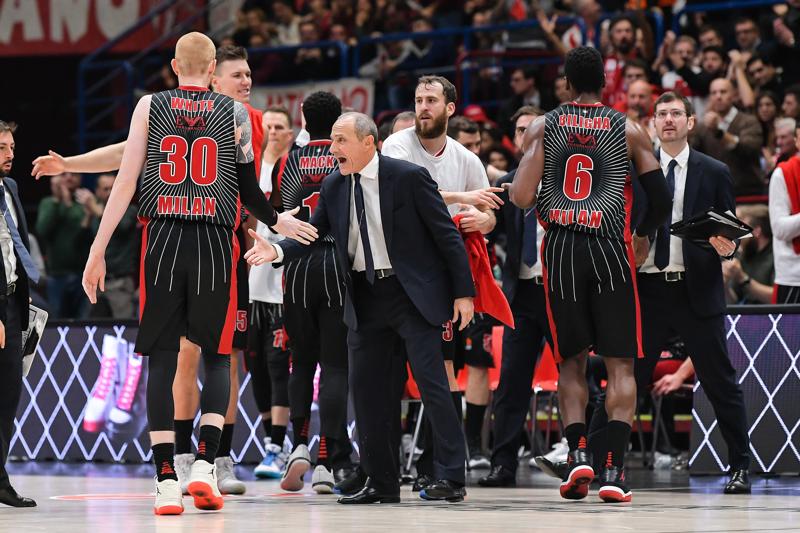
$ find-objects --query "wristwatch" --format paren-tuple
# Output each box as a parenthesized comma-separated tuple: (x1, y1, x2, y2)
(738, 275, 752, 291)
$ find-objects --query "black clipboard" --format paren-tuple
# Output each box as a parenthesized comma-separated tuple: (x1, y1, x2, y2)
(670, 208, 753, 246)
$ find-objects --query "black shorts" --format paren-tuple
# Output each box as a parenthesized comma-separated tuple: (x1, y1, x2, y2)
(233, 227, 249, 350)
(541, 227, 642, 361)
(463, 313, 498, 368)
(136, 218, 239, 355)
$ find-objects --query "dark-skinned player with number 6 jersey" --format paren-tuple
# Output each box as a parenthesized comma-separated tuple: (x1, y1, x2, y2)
(80, 32, 318, 516)
(508, 46, 671, 504)
(268, 91, 354, 494)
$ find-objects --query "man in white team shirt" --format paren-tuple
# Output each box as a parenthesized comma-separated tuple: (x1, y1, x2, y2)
(247, 106, 296, 478)
(381, 74, 502, 491)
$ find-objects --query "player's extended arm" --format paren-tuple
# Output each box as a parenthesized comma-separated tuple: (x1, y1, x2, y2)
(234, 102, 317, 244)
(628, 119, 671, 237)
(32, 142, 126, 178)
(83, 96, 150, 303)
(508, 116, 545, 209)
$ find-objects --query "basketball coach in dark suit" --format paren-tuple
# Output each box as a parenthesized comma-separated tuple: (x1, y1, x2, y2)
(586, 92, 752, 494)
(0, 121, 38, 507)
(246, 112, 475, 503)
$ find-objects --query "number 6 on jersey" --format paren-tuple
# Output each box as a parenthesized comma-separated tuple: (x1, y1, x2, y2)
(563, 153, 594, 201)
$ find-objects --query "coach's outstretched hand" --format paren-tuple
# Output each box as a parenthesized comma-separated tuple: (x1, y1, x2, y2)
(31, 150, 66, 179)
(457, 187, 505, 211)
(82, 251, 106, 304)
(272, 206, 318, 244)
(245, 228, 278, 266)
(453, 296, 474, 331)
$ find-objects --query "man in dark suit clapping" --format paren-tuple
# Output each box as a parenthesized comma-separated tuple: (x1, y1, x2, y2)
(246, 112, 475, 503)
(0, 121, 38, 507)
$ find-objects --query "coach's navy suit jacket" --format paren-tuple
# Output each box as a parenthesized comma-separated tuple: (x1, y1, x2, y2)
(0, 178, 31, 331)
(277, 153, 475, 330)
(633, 148, 737, 318)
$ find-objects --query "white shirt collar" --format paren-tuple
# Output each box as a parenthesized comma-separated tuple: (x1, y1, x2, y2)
(721, 106, 738, 127)
(660, 143, 690, 169)
(354, 151, 380, 180)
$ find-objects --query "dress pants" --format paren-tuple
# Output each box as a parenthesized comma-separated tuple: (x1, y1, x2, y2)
(490, 279, 552, 472)
(0, 293, 23, 489)
(348, 273, 466, 493)
(588, 276, 751, 470)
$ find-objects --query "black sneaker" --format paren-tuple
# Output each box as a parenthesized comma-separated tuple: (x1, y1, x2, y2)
(559, 449, 594, 500)
(598, 465, 632, 503)
(412, 474, 434, 492)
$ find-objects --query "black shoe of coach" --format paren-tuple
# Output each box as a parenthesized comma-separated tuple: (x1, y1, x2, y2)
(723, 469, 751, 494)
(412, 473, 434, 492)
(337, 480, 400, 504)
(0, 485, 36, 507)
(478, 465, 516, 487)
(419, 479, 466, 502)
(334, 466, 367, 495)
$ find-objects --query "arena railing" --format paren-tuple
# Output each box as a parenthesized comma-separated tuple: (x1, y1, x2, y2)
(671, 0, 786, 34)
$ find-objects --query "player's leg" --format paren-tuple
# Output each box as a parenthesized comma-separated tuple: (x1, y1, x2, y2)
(281, 296, 318, 491)
(598, 357, 636, 503)
(313, 301, 351, 494)
(173, 338, 201, 494)
(541, 229, 595, 500)
(463, 316, 496, 470)
(214, 349, 246, 495)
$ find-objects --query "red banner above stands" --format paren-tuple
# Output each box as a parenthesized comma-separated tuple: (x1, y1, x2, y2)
(0, 0, 205, 56)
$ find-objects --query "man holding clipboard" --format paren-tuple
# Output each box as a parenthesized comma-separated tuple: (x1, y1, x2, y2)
(586, 92, 753, 494)
(0, 121, 39, 507)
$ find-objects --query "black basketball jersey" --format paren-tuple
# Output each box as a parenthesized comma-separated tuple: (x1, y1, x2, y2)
(140, 87, 239, 228)
(537, 103, 631, 240)
(276, 140, 338, 242)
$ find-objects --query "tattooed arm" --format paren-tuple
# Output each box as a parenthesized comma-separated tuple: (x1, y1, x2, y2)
(234, 101, 318, 243)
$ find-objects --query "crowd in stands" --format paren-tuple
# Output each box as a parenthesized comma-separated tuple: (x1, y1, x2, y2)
(28, 1, 800, 317)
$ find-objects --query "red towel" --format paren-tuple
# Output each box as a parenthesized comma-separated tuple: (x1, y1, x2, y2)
(777, 156, 800, 254)
(453, 214, 514, 328)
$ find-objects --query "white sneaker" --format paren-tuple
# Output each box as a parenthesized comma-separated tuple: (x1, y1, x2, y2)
(174, 453, 194, 495)
(187, 459, 224, 510)
(280, 444, 311, 492)
(215, 456, 246, 495)
(543, 438, 569, 463)
(154, 478, 184, 515)
(311, 465, 335, 494)
(254, 440, 288, 479)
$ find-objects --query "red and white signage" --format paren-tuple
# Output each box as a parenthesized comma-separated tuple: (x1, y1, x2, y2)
(0, 0, 204, 56)
(250, 78, 375, 130)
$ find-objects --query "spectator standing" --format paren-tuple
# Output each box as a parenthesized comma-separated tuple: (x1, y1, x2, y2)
(769, 125, 800, 304)
(85, 174, 138, 318)
(35, 172, 90, 318)
(692, 78, 764, 197)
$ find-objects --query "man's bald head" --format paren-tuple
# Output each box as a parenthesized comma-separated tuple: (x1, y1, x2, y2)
(173, 32, 216, 79)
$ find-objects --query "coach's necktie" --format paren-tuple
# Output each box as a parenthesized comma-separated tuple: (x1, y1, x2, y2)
(0, 184, 39, 284)
(353, 173, 375, 284)
(521, 208, 538, 267)
(654, 159, 678, 271)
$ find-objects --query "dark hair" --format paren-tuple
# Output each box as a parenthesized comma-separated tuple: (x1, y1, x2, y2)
(447, 116, 479, 138)
(756, 90, 780, 109)
(564, 46, 605, 94)
(734, 17, 757, 29)
(701, 45, 726, 61)
(510, 105, 544, 125)
(623, 58, 649, 76)
(785, 84, 800, 102)
(746, 54, 772, 69)
(487, 146, 515, 166)
(512, 66, 538, 81)
(654, 91, 694, 116)
(698, 25, 722, 39)
(378, 121, 393, 142)
(302, 91, 342, 137)
(264, 105, 292, 127)
(215, 44, 248, 64)
(0, 121, 17, 135)
(390, 111, 416, 131)
(417, 75, 457, 104)
(609, 14, 636, 32)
